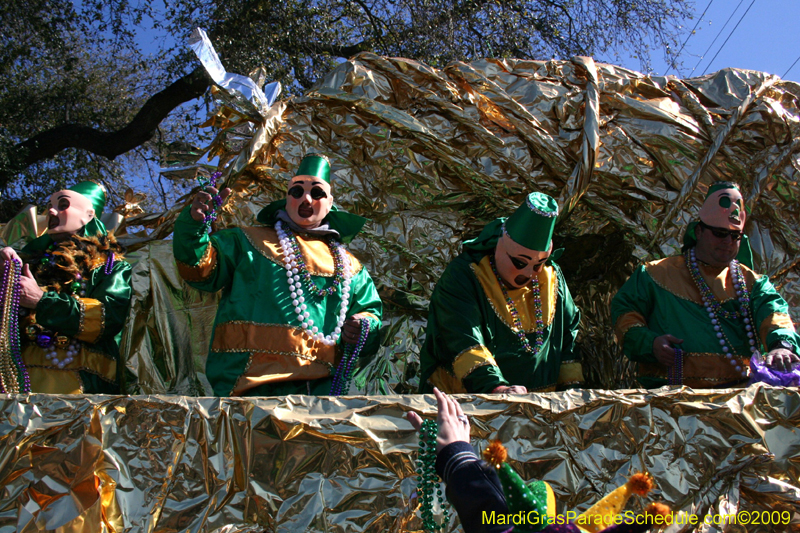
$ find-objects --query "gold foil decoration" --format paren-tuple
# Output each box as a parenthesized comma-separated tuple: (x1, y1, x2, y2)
(1, 387, 799, 531)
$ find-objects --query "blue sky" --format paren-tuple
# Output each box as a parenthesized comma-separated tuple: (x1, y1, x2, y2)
(633, 0, 800, 81)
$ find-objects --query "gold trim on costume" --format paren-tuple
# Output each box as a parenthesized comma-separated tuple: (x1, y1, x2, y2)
(758, 313, 796, 348)
(644, 256, 758, 305)
(241, 226, 363, 277)
(75, 298, 104, 343)
(211, 322, 338, 396)
(613, 312, 648, 344)
(453, 345, 497, 382)
(638, 351, 751, 388)
(75, 296, 86, 336)
(558, 361, 584, 385)
(427, 367, 467, 394)
(176, 244, 219, 282)
(23, 344, 117, 394)
(471, 256, 558, 332)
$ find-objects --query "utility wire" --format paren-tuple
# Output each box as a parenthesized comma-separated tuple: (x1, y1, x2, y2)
(701, 0, 757, 75)
(665, 0, 714, 76)
(691, 0, 745, 74)
(783, 54, 800, 79)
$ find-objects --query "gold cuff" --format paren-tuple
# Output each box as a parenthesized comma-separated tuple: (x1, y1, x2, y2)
(176, 244, 218, 282)
(75, 298, 104, 343)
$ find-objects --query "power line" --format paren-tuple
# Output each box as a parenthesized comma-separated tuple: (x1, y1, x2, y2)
(665, 0, 714, 76)
(690, 0, 745, 75)
(701, 0, 757, 75)
(783, 54, 800, 79)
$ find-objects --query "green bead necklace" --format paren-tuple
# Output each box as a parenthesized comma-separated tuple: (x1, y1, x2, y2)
(416, 419, 449, 531)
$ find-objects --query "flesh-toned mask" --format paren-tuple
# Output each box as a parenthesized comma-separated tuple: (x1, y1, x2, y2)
(46, 190, 95, 239)
(285, 175, 334, 229)
(493, 233, 551, 289)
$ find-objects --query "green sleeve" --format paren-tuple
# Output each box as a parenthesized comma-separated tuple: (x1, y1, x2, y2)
(431, 259, 509, 393)
(610, 266, 659, 364)
(346, 265, 383, 363)
(557, 264, 581, 362)
(36, 260, 133, 343)
(751, 275, 800, 352)
(172, 206, 241, 293)
(463, 366, 509, 393)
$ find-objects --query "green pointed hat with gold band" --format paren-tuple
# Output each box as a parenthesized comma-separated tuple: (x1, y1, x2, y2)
(504, 192, 559, 252)
(295, 154, 331, 183)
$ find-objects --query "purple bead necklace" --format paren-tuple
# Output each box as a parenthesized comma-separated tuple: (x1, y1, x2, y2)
(668, 346, 684, 385)
(489, 256, 545, 355)
(0, 259, 30, 393)
(329, 318, 370, 396)
(197, 171, 223, 233)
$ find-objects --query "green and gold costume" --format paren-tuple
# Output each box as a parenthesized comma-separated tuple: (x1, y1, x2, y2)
(611, 255, 799, 388)
(173, 207, 382, 397)
(19, 181, 131, 395)
(418, 219, 582, 393)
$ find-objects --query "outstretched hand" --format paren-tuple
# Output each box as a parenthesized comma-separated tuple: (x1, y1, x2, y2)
(190, 186, 232, 223)
(407, 387, 471, 453)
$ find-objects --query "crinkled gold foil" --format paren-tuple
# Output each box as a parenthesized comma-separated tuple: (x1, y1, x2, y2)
(1, 386, 799, 531)
(1, 54, 799, 531)
(123, 54, 798, 393)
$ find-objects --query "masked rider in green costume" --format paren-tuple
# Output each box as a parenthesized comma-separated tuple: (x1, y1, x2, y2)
(419, 192, 583, 394)
(0, 181, 132, 394)
(173, 155, 382, 396)
(612, 181, 800, 388)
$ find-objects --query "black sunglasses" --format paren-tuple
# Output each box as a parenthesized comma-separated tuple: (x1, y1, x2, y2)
(288, 185, 328, 200)
(698, 221, 743, 241)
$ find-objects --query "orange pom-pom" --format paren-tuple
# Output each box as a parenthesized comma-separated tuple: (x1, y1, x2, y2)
(482, 440, 508, 468)
(627, 472, 654, 496)
(644, 502, 672, 525)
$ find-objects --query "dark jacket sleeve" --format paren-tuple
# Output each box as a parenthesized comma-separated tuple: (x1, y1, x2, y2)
(435, 442, 513, 533)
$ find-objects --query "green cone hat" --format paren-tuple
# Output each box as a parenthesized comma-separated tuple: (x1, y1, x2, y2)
(68, 181, 108, 237)
(295, 154, 331, 183)
(68, 181, 107, 218)
(504, 192, 558, 251)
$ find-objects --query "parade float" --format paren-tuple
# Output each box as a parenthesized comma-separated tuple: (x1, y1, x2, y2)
(1, 29, 799, 532)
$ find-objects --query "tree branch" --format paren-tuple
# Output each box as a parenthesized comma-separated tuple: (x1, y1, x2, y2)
(10, 66, 210, 174)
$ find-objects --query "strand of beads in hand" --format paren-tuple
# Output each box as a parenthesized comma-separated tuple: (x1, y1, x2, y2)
(329, 318, 370, 396)
(417, 419, 450, 532)
(0, 259, 30, 393)
(197, 171, 224, 233)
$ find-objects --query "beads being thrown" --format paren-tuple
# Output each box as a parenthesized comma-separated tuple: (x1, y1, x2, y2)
(276, 220, 352, 346)
(197, 171, 223, 233)
(686, 248, 754, 379)
(489, 256, 545, 355)
(417, 419, 450, 532)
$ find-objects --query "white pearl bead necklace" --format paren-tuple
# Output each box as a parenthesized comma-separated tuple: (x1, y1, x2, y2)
(45, 340, 80, 369)
(276, 221, 352, 346)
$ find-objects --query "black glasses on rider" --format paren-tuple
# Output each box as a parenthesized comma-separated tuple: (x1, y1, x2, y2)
(288, 185, 328, 200)
(698, 221, 743, 241)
